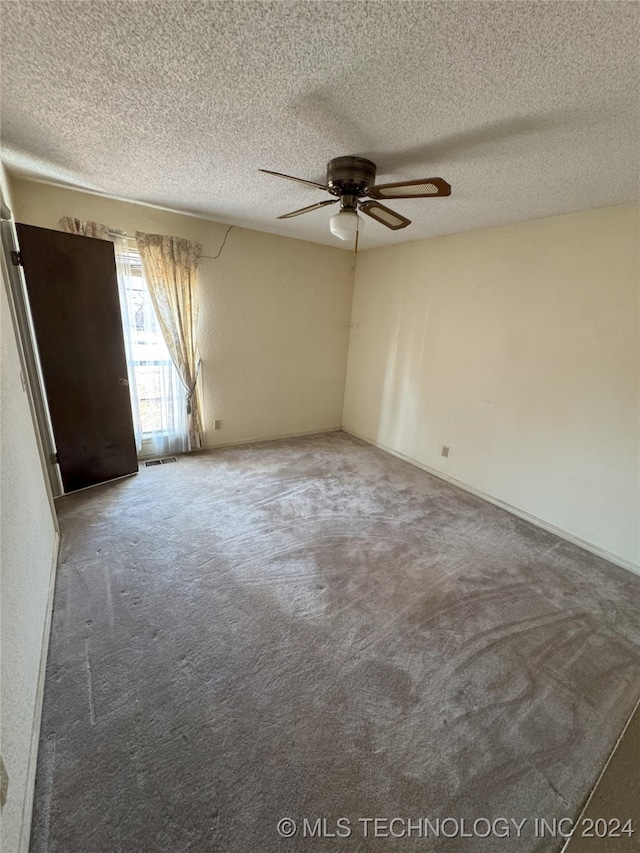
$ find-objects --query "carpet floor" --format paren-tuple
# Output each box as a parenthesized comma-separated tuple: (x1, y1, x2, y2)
(29, 431, 640, 852)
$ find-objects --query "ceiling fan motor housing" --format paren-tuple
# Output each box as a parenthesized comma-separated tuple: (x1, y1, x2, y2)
(327, 156, 376, 203)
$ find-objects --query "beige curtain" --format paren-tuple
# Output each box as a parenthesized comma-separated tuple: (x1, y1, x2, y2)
(135, 231, 203, 450)
(59, 216, 111, 240)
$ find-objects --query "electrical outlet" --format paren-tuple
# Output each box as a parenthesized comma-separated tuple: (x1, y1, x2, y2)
(441, 446, 449, 458)
(214, 419, 221, 430)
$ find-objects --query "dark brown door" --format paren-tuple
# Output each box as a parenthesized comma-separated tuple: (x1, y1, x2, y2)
(16, 223, 138, 492)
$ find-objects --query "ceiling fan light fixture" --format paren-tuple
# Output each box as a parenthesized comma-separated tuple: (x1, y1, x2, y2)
(329, 208, 361, 241)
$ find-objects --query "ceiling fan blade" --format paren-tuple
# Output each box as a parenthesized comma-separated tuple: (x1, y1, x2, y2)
(259, 168, 328, 191)
(367, 177, 451, 200)
(277, 199, 339, 219)
(359, 201, 411, 230)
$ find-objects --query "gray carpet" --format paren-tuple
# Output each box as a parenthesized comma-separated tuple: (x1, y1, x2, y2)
(30, 431, 640, 852)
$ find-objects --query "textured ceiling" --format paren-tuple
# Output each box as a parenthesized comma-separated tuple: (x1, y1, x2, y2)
(1, 1, 638, 249)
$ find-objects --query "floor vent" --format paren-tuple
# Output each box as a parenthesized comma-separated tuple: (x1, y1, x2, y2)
(144, 456, 178, 467)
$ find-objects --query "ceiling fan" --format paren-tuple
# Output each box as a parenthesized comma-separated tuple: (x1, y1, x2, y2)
(260, 156, 451, 242)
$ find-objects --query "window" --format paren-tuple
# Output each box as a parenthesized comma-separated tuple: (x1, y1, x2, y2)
(114, 237, 188, 456)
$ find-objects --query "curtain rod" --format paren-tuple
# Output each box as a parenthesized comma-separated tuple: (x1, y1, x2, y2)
(108, 225, 232, 260)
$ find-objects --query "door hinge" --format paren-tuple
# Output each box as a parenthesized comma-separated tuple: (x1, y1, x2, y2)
(49, 451, 59, 464)
(10, 250, 23, 266)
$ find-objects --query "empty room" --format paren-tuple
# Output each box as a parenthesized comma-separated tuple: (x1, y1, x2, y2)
(1, 2, 639, 852)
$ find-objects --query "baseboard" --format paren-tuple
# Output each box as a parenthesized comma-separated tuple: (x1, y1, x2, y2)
(18, 530, 60, 853)
(200, 425, 342, 453)
(559, 692, 640, 853)
(343, 428, 640, 578)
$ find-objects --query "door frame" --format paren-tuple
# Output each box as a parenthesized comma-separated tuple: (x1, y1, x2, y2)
(1, 198, 63, 499)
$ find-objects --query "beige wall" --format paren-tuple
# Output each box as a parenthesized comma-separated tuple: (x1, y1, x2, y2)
(10, 178, 354, 447)
(1, 164, 59, 853)
(343, 204, 640, 568)
(7, 178, 638, 568)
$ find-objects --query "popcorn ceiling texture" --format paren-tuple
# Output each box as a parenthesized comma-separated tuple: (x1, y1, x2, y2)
(1, 1, 638, 249)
